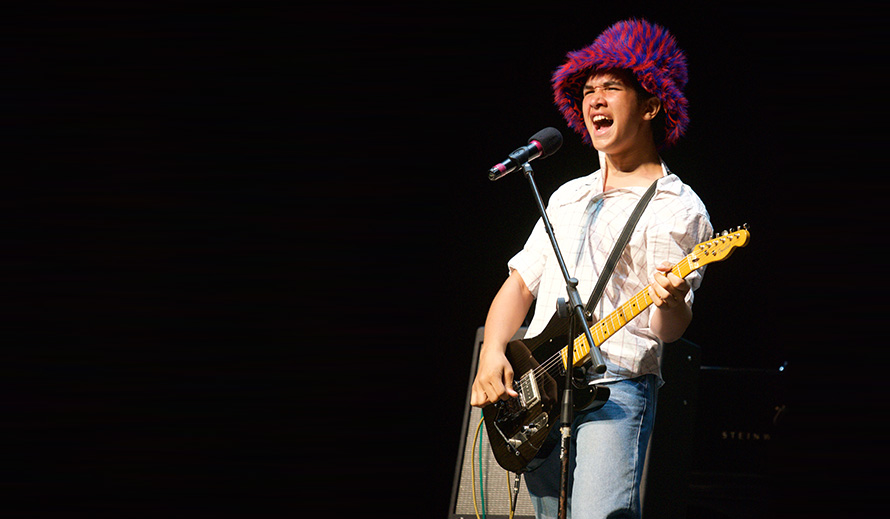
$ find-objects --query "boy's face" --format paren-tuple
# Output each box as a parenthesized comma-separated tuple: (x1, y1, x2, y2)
(581, 70, 657, 154)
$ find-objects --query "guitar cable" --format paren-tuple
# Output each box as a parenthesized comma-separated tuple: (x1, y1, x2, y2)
(472, 417, 521, 519)
(509, 470, 521, 519)
(471, 417, 485, 519)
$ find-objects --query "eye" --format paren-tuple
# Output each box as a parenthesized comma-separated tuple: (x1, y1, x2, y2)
(583, 85, 622, 97)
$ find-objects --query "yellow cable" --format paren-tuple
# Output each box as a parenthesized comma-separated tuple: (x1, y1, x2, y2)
(471, 416, 484, 519)
(507, 469, 514, 519)
(472, 415, 521, 519)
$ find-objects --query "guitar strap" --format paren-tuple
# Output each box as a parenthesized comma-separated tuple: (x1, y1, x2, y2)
(584, 179, 658, 316)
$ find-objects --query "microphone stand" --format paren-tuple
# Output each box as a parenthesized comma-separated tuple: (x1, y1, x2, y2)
(519, 163, 606, 519)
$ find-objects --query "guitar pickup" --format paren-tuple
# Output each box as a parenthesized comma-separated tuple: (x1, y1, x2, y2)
(518, 372, 541, 408)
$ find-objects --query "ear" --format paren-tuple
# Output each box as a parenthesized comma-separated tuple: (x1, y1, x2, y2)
(642, 96, 661, 121)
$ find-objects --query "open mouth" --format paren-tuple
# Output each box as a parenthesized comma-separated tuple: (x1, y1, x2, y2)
(592, 115, 613, 134)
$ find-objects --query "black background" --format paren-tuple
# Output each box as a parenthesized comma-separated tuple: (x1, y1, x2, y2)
(4, 2, 888, 517)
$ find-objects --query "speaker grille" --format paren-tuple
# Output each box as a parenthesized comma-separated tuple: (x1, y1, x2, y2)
(449, 327, 535, 519)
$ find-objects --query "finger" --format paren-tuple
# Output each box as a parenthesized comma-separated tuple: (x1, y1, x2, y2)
(484, 379, 506, 403)
(504, 380, 519, 398)
(651, 261, 672, 276)
(481, 378, 518, 402)
(470, 386, 486, 407)
(665, 271, 687, 289)
(471, 378, 492, 406)
(655, 270, 688, 301)
(665, 278, 689, 303)
(502, 367, 518, 398)
(652, 271, 671, 291)
(648, 285, 666, 307)
(649, 284, 675, 307)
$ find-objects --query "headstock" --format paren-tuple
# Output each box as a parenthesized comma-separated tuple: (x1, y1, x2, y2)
(691, 224, 750, 268)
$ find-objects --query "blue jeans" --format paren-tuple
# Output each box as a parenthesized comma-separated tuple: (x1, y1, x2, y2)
(524, 374, 658, 519)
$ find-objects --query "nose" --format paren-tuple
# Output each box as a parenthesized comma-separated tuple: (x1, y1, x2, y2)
(586, 86, 606, 108)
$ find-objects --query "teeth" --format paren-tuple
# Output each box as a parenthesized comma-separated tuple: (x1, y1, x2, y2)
(592, 115, 611, 123)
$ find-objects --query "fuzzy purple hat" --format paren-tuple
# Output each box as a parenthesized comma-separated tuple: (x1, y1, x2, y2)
(551, 18, 689, 149)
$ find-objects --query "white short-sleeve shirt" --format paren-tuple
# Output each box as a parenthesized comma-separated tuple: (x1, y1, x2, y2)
(507, 163, 712, 384)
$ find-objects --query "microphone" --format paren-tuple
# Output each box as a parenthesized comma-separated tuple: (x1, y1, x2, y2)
(489, 127, 563, 181)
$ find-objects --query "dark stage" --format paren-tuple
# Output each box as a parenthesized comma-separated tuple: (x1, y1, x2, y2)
(4, 2, 887, 517)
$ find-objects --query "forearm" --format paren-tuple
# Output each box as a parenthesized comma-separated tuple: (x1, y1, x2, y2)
(471, 270, 535, 407)
(649, 302, 692, 344)
(481, 270, 535, 354)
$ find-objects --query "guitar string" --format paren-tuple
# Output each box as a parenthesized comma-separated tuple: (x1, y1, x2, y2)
(528, 287, 653, 380)
(525, 252, 702, 386)
(527, 290, 643, 383)
(519, 234, 744, 389)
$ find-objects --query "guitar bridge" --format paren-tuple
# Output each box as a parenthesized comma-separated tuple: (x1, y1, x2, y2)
(505, 412, 548, 452)
(491, 372, 548, 456)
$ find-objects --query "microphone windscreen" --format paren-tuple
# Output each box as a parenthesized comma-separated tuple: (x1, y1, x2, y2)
(529, 127, 563, 158)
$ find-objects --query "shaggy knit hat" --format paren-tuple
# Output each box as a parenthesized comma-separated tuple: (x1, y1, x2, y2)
(551, 18, 689, 149)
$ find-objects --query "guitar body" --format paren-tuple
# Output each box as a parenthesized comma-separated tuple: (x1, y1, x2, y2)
(481, 315, 610, 474)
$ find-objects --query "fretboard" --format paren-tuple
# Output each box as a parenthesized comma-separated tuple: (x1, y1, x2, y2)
(559, 253, 699, 370)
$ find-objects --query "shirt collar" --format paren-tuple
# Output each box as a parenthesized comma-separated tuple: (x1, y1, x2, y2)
(554, 160, 681, 208)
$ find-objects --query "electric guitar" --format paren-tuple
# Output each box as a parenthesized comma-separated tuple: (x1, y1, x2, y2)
(482, 226, 750, 473)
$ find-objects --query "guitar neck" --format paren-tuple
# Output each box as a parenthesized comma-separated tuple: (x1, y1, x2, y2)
(560, 254, 699, 370)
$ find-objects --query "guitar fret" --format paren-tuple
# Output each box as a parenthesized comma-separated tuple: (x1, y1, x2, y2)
(569, 253, 691, 368)
(557, 230, 750, 371)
